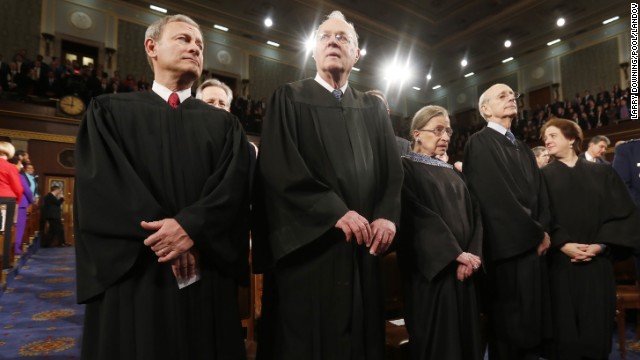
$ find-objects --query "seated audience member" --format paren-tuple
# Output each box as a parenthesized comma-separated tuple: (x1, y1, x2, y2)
(540, 118, 640, 360)
(579, 135, 610, 164)
(399, 105, 483, 360)
(196, 78, 233, 111)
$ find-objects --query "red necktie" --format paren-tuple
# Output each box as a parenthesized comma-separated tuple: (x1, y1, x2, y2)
(168, 92, 180, 109)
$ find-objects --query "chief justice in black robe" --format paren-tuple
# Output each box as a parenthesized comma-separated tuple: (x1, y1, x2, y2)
(253, 11, 402, 360)
(540, 119, 640, 360)
(463, 84, 551, 360)
(74, 15, 250, 360)
(398, 105, 483, 360)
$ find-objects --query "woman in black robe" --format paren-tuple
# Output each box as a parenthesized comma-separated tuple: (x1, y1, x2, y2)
(398, 105, 484, 360)
(540, 118, 640, 360)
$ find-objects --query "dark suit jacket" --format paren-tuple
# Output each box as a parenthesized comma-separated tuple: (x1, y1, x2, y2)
(613, 139, 640, 208)
(43, 192, 64, 219)
(578, 152, 610, 165)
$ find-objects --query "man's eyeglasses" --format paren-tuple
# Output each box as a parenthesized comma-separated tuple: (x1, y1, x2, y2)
(317, 32, 352, 45)
(496, 91, 522, 101)
(417, 127, 454, 137)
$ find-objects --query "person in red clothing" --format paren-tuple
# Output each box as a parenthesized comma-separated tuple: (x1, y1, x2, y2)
(0, 141, 23, 268)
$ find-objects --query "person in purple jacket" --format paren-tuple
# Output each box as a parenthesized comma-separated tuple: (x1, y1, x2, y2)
(9, 158, 34, 255)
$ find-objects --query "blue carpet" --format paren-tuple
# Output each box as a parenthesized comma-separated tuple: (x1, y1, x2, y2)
(0, 247, 83, 359)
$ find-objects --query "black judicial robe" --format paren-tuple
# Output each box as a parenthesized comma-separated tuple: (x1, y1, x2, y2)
(463, 126, 551, 354)
(74, 91, 250, 360)
(542, 159, 640, 360)
(254, 78, 403, 360)
(398, 155, 483, 360)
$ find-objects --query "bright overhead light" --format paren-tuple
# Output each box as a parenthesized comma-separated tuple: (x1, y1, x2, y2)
(432, 85, 441, 90)
(426, 74, 432, 80)
(383, 62, 412, 83)
(214, 24, 228, 32)
(504, 40, 512, 48)
(264, 17, 273, 27)
(412, 86, 421, 91)
(502, 57, 514, 63)
(547, 39, 561, 46)
(461, 59, 468, 67)
(149, 5, 167, 13)
(360, 49, 367, 56)
(556, 17, 565, 27)
(464, 72, 475, 78)
(267, 40, 280, 47)
(603, 16, 619, 25)
(352, 67, 360, 72)
(305, 36, 315, 52)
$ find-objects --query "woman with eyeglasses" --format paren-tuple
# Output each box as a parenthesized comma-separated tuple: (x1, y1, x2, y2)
(397, 105, 483, 360)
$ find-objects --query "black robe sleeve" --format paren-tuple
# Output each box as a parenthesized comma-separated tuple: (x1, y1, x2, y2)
(75, 95, 250, 302)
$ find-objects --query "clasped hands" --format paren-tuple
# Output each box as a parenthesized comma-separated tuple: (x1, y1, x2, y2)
(335, 210, 395, 256)
(455, 252, 481, 281)
(141, 219, 198, 280)
(560, 242, 602, 263)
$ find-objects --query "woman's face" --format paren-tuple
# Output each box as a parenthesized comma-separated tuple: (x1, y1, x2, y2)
(413, 115, 451, 156)
(544, 126, 574, 158)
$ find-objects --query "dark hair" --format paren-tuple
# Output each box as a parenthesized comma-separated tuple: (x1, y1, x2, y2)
(540, 118, 583, 155)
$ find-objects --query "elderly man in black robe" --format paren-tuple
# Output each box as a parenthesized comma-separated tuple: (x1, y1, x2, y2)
(253, 10, 403, 360)
(74, 14, 250, 360)
(463, 83, 551, 360)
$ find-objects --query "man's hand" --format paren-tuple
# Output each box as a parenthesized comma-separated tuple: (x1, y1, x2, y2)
(171, 249, 198, 280)
(368, 219, 396, 256)
(141, 219, 194, 263)
(537, 232, 551, 256)
(335, 210, 371, 245)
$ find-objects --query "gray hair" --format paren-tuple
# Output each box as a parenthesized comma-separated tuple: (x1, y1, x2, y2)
(196, 78, 233, 108)
(315, 10, 359, 48)
(0, 141, 16, 159)
(145, 14, 201, 71)
(365, 89, 389, 112)
(411, 105, 449, 133)
(478, 87, 492, 120)
(589, 135, 611, 146)
(532, 146, 547, 157)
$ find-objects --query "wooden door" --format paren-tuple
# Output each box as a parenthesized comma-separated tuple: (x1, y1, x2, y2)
(528, 86, 552, 111)
(43, 176, 75, 246)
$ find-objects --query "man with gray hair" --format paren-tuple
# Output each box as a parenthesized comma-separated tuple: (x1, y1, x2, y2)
(75, 14, 250, 359)
(579, 134, 611, 164)
(196, 78, 233, 111)
(463, 83, 551, 360)
(254, 10, 402, 360)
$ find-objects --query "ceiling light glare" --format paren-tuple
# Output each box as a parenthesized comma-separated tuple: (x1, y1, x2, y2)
(432, 84, 441, 90)
(267, 40, 280, 47)
(603, 16, 619, 25)
(556, 18, 565, 27)
(464, 72, 475, 78)
(264, 17, 273, 27)
(214, 24, 228, 32)
(547, 39, 561, 46)
(504, 40, 512, 48)
(149, 5, 167, 13)
(461, 59, 468, 67)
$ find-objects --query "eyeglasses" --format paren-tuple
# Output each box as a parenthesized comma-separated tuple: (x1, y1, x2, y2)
(417, 126, 454, 137)
(496, 91, 521, 102)
(317, 32, 352, 45)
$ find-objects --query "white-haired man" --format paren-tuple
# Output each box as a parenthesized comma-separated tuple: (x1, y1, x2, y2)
(463, 83, 551, 360)
(196, 78, 233, 111)
(74, 14, 250, 360)
(254, 10, 402, 360)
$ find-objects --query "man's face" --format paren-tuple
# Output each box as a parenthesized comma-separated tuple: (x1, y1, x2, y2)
(481, 84, 518, 120)
(147, 21, 203, 82)
(589, 141, 608, 158)
(313, 18, 359, 76)
(201, 86, 230, 111)
(25, 165, 34, 174)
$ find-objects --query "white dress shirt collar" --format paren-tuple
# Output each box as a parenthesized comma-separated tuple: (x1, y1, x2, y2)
(487, 121, 509, 135)
(152, 81, 192, 104)
(314, 73, 348, 94)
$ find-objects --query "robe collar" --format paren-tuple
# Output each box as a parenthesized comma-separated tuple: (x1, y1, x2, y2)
(314, 73, 348, 95)
(403, 151, 453, 169)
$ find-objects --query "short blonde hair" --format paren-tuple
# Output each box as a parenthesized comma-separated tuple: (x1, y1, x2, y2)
(145, 14, 201, 71)
(0, 141, 16, 158)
